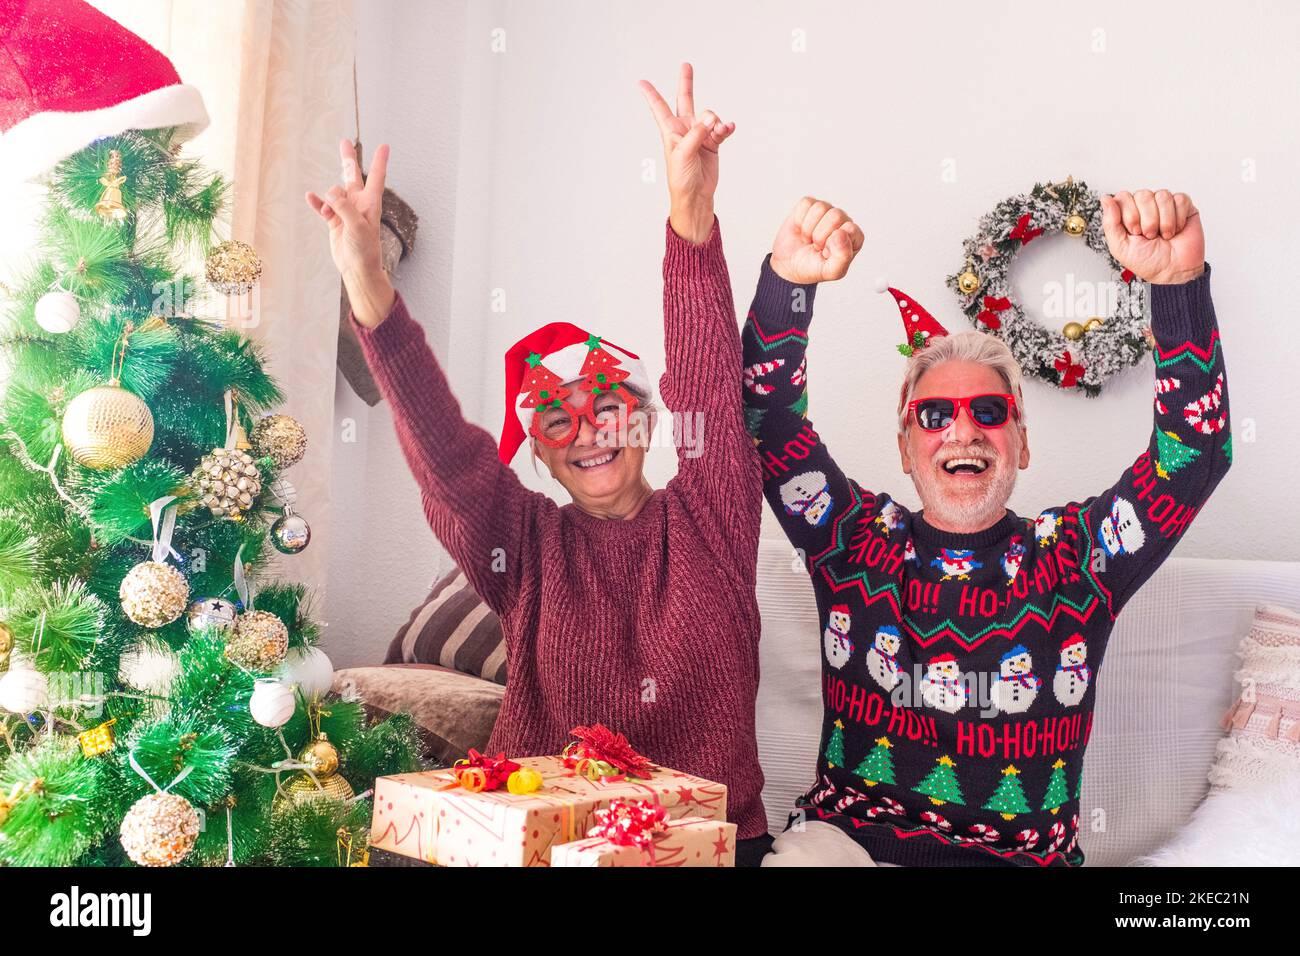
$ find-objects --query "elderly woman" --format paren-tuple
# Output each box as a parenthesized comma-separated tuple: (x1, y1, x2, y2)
(305, 65, 775, 863)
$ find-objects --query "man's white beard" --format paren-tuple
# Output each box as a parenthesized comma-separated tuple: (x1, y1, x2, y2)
(909, 447, 1019, 533)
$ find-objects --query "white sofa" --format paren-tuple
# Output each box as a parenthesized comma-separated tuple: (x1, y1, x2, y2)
(752, 537, 1300, 866)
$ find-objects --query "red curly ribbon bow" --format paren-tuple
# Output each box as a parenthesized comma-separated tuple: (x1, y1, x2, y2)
(587, 798, 669, 850)
(445, 749, 520, 792)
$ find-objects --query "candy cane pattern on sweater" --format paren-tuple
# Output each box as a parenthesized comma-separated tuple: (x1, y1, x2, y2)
(791, 357, 807, 387)
(1154, 375, 1181, 415)
(744, 358, 786, 395)
(1183, 371, 1226, 434)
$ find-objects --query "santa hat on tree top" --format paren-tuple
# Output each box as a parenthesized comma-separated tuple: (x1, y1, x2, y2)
(0, 0, 210, 183)
(499, 322, 650, 464)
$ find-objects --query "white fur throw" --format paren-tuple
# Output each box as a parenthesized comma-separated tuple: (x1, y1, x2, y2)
(1134, 773, 1300, 866)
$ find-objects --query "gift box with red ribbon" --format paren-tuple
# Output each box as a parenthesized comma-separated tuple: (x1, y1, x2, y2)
(369, 725, 729, 867)
(549, 800, 737, 867)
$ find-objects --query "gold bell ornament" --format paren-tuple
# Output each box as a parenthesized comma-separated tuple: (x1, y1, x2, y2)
(94, 149, 128, 223)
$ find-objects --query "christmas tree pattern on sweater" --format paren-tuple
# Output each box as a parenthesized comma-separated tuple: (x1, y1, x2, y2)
(743, 257, 1232, 866)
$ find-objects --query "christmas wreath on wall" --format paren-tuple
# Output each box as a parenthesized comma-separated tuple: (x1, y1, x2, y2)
(945, 177, 1151, 397)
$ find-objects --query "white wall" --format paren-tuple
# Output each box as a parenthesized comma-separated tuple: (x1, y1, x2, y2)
(327, 0, 1300, 665)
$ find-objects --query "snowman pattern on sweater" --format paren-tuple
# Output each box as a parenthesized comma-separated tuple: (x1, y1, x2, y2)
(741, 256, 1232, 866)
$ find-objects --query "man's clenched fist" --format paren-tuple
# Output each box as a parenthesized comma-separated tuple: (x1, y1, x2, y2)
(1100, 189, 1204, 285)
(770, 197, 864, 285)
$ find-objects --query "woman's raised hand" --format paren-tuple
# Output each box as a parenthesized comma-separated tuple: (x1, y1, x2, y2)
(304, 138, 395, 328)
(639, 63, 735, 244)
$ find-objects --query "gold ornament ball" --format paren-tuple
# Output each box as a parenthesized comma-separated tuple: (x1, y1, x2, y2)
(120, 792, 201, 867)
(957, 270, 981, 295)
(273, 770, 355, 814)
(1062, 322, 1086, 341)
(1064, 213, 1088, 236)
(299, 735, 340, 776)
(1085, 317, 1104, 332)
(192, 446, 262, 520)
(251, 414, 308, 469)
(0, 621, 12, 656)
(62, 384, 154, 469)
(205, 240, 263, 294)
(225, 609, 289, 670)
(120, 561, 190, 628)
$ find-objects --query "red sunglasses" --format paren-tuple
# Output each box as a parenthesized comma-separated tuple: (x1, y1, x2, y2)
(907, 393, 1018, 431)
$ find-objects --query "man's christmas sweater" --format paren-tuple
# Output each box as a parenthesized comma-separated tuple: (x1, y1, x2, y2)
(741, 258, 1232, 866)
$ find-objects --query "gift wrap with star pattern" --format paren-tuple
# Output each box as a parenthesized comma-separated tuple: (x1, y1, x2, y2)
(369, 755, 729, 866)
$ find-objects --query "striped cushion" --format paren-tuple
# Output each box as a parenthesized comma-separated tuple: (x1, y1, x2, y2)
(384, 568, 507, 684)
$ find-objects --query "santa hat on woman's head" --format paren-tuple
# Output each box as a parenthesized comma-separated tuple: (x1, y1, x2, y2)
(0, 0, 210, 183)
(499, 322, 650, 464)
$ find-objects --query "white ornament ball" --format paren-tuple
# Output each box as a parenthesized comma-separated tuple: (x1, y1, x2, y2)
(120, 792, 200, 867)
(120, 560, 189, 628)
(249, 677, 297, 728)
(0, 664, 48, 713)
(276, 645, 334, 699)
(35, 290, 81, 333)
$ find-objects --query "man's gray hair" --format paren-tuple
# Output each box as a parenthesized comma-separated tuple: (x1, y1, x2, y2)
(896, 330, 1027, 435)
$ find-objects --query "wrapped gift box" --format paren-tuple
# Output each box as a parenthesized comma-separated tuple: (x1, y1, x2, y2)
(550, 815, 737, 867)
(369, 755, 728, 867)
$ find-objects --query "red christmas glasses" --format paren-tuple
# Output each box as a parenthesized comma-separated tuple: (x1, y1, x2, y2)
(519, 336, 642, 449)
(529, 386, 640, 448)
(908, 394, 1018, 431)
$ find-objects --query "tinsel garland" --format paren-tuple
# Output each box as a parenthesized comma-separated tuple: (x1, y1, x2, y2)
(946, 178, 1150, 397)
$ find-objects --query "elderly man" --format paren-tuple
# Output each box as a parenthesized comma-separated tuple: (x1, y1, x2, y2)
(743, 192, 1231, 866)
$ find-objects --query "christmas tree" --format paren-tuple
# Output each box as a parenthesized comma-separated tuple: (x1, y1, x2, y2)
(578, 335, 632, 398)
(0, 125, 423, 866)
(852, 736, 896, 787)
(824, 719, 846, 768)
(982, 764, 1032, 821)
(1154, 429, 1201, 479)
(1040, 758, 1070, 814)
(912, 754, 965, 806)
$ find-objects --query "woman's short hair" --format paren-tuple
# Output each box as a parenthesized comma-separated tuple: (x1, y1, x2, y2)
(896, 330, 1027, 435)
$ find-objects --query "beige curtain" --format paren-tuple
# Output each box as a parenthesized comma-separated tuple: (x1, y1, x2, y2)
(89, 0, 358, 603)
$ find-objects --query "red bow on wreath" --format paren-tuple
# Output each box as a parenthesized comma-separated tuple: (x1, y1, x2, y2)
(976, 295, 1012, 330)
(587, 798, 669, 849)
(1008, 213, 1044, 245)
(563, 724, 655, 782)
(1054, 351, 1086, 389)
(444, 749, 520, 792)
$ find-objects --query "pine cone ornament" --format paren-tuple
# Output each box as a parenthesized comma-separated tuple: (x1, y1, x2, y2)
(192, 446, 262, 520)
